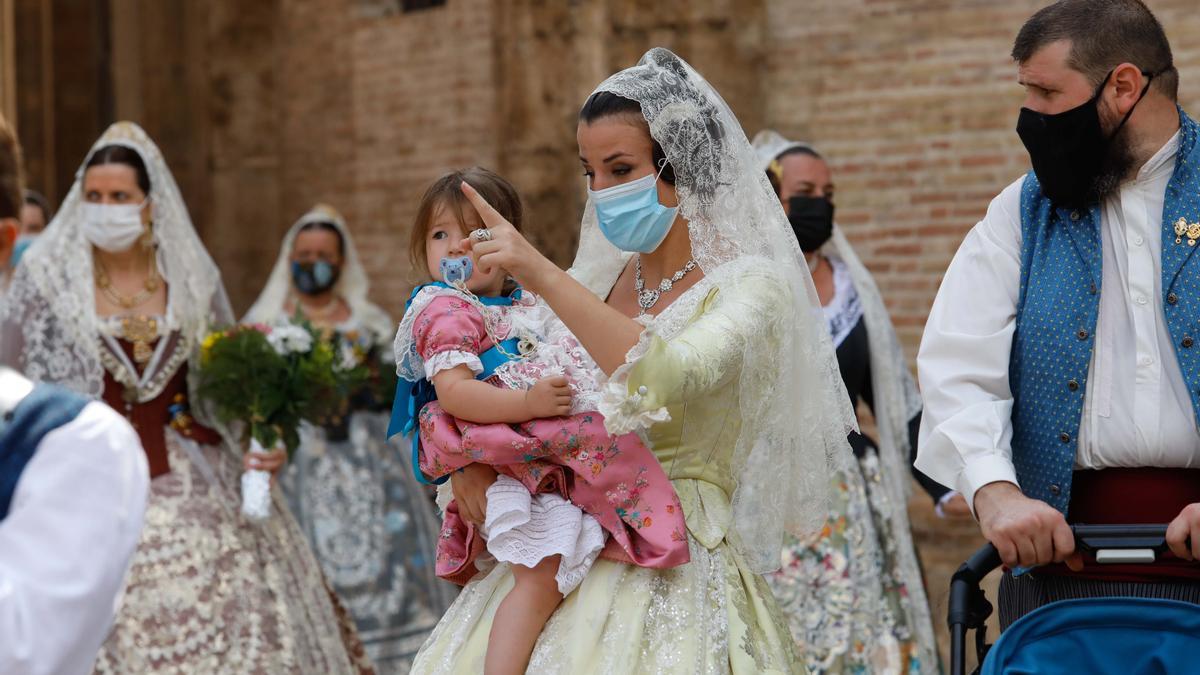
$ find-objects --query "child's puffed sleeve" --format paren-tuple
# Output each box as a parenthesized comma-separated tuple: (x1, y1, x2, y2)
(413, 295, 489, 379)
(599, 271, 789, 435)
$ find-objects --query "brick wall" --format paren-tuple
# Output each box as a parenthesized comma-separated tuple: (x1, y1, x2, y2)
(764, 0, 1200, 357)
(759, 1, 1200, 664)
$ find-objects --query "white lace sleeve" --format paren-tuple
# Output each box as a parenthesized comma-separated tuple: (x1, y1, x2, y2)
(423, 350, 483, 379)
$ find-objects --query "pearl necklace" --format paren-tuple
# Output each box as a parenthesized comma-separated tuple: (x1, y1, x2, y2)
(635, 256, 698, 315)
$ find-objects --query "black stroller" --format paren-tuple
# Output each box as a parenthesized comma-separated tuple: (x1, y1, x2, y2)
(948, 524, 1200, 675)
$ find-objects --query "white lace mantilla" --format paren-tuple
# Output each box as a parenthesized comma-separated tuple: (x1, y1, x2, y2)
(569, 48, 856, 574)
(244, 204, 394, 345)
(0, 122, 232, 398)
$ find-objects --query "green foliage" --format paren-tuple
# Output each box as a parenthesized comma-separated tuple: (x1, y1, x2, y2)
(195, 323, 361, 456)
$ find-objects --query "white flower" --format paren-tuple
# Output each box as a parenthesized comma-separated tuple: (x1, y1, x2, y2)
(338, 342, 360, 370)
(267, 323, 313, 355)
(597, 379, 671, 436)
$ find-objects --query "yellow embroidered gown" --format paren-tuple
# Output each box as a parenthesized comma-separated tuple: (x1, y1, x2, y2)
(412, 275, 805, 674)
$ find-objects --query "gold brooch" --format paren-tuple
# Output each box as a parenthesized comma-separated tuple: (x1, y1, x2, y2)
(1176, 218, 1200, 247)
(120, 315, 159, 365)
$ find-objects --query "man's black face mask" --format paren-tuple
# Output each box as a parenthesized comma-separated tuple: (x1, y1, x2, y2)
(1016, 69, 1156, 210)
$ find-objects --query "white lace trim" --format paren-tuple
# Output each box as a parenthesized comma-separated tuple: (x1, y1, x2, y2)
(821, 256, 864, 349)
(396, 288, 610, 416)
(424, 350, 484, 379)
(435, 480, 455, 515)
(481, 475, 606, 596)
(393, 285, 514, 383)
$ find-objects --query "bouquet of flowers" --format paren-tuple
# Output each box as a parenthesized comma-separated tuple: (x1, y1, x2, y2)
(196, 322, 364, 520)
(330, 328, 398, 414)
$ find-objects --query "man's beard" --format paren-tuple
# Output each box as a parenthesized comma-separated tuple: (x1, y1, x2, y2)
(1088, 114, 1138, 204)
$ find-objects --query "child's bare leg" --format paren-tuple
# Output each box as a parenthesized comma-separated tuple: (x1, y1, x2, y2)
(485, 555, 564, 675)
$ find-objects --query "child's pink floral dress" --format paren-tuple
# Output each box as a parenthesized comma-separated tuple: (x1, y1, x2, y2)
(394, 285, 689, 592)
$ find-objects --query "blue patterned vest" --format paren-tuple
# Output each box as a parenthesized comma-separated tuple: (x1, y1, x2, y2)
(1012, 108, 1200, 514)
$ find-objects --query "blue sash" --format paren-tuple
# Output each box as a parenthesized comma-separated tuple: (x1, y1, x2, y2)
(387, 283, 523, 485)
(0, 384, 89, 520)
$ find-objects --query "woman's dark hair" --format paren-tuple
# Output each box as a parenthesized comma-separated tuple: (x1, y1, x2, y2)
(23, 189, 52, 222)
(85, 145, 152, 195)
(297, 221, 346, 258)
(578, 91, 675, 185)
(766, 146, 825, 196)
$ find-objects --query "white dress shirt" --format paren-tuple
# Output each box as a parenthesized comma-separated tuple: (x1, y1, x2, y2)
(916, 132, 1200, 510)
(0, 401, 148, 675)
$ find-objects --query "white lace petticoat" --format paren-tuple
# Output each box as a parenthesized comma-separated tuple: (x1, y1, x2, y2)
(481, 475, 606, 595)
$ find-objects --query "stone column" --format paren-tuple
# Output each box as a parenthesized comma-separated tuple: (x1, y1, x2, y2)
(0, 0, 15, 126)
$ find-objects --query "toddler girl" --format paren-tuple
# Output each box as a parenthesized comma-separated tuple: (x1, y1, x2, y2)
(391, 167, 688, 675)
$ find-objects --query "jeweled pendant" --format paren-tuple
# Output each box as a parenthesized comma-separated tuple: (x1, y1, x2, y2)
(133, 340, 153, 364)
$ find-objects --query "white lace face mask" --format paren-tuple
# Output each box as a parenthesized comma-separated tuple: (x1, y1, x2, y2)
(81, 200, 147, 252)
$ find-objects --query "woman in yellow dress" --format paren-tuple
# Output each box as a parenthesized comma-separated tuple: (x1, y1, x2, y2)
(410, 48, 854, 674)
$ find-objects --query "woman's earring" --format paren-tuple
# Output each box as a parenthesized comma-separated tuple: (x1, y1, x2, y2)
(140, 222, 155, 250)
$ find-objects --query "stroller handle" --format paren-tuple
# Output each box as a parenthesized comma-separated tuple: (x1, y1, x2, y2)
(948, 523, 1172, 675)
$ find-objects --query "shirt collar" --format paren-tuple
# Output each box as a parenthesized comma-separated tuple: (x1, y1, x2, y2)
(1134, 129, 1181, 184)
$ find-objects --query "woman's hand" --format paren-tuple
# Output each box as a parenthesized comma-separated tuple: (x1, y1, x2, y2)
(459, 180, 643, 374)
(458, 182, 557, 292)
(451, 463, 499, 526)
(244, 447, 287, 479)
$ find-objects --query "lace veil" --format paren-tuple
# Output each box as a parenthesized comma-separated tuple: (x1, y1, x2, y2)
(752, 130, 935, 658)
(0, 121, 232, 396)
(243, 204, 394, 343)
(751, 129, 924, 506)
(571, 49, 856, 573)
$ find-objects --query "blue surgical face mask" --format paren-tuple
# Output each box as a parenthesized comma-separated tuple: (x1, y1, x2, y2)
(588, 160, 678, 253)
(9, 234, 36, 268)
(291, 260, 340, 296)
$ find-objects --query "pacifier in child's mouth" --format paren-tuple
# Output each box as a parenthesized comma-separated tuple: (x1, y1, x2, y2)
(440, 256, 474, 285)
